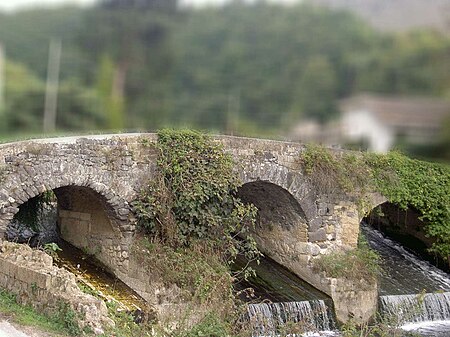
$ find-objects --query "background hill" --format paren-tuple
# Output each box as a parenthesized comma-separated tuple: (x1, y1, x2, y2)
(311, 0, 450, 34)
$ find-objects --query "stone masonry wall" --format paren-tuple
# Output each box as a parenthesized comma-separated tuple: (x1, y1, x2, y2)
(0, 241, 113, 334)
(0, 134, 373, 251)
(0, 134, 157, 236)
(0, 134, 386, 324)
(59, 210, 127, 272)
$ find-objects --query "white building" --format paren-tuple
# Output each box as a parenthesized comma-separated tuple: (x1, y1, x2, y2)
(289, 93, 450, 153)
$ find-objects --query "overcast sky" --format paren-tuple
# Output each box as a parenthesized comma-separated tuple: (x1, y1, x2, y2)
(0, 0, 300, 12)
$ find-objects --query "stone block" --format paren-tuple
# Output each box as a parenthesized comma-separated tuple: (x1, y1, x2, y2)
(0, 259, 11, 275)
(8, 263, 19, 278)
(326, 224, 335, 235)
(327, 233, 336, 241)
(33, 272, 51, 289)
(308, 228, 327, 242)
(307, 243, 321, 256)
(58, 209, 71, 218)
(308, 217, 322, 232)
(16, 266, 32, 282)
(293, 242, 309, 255)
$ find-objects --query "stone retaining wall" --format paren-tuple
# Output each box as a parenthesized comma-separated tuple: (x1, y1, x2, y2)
(0, 241, 113, 334)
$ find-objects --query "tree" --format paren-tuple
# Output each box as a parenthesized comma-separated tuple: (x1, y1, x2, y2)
(80, 0, 178, 129)
(3, 60, 104, 134)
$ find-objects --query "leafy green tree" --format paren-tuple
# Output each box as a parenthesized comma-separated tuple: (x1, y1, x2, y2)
(3, 60, 45, 133)
(0, 7, 87, 80)
(80, 0, 178, 130)
(169, 2, 375, 131)
(3, 59, 104, 134)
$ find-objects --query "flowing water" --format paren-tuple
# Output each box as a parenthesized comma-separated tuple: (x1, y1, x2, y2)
(54, 240, 150, 319)
(363, 224, 450, 336)
(362, 223, 450, 295)
(247, 301, 337, 336)
(245, 225, 450, 336)
(234, 255, 338, 336)
(234, 255, 330, 302)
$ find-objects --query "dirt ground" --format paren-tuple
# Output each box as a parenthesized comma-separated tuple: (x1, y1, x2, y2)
(0, 312, 64, 337)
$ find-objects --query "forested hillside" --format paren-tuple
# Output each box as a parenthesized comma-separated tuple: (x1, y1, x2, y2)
(0, 0, 449, 137)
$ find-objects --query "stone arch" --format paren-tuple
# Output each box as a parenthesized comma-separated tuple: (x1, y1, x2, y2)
(0, 159, 137, 273)
(0, 162, 135, 236)
(3, 181, 133, 273)
(53, 185, 122, 248)
(237, 180, 309, 241)
(235, 161, 319, 227)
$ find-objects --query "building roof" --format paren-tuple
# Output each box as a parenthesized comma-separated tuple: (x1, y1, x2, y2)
(340, 93, 450, 130)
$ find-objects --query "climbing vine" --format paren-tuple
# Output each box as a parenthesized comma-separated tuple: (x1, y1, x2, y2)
(366, 151, 450, 259)
(133, 129, 259, 263)
(301, 145, 450, 260)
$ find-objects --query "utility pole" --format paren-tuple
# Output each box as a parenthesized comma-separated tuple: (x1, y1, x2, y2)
(43, 38, 62, 133)
(0, 42, 5, 113)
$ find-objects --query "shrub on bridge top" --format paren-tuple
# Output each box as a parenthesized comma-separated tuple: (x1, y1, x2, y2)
(299, 143, 373, 196)
(133, 129, 259, 264)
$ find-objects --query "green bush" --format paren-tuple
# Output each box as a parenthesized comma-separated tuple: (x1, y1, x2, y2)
(54, 302, 82, 336)
(366, 151, 450, 259)
(133, 129, 259, 263)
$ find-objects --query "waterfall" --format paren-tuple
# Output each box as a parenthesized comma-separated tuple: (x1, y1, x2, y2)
(379, 292, 450, 325)
(247, 300, 336, 336)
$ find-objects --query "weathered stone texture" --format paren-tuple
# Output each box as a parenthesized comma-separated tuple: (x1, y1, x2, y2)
(0, 135, 157, 235)
(0, 241, 113, 334)
(0, 134, 387, 324)
(330, 278, 378, 324)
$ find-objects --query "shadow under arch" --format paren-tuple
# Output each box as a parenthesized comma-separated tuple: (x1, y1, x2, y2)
(7, 184, 131, 274)
(362, 200, 448, 271)
(53, 185, 121, 248)
(237, 180, 308, 235)
(236, 180, 311, 271)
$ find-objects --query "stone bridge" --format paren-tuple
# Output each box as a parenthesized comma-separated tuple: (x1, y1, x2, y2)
(0, 134, 385, 322)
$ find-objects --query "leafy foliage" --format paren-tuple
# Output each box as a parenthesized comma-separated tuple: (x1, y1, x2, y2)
(131, 130, 263, 335)
(54, 302, 82, 336)
(300, 144, 373, 197)
(43, 242, 63, 258)
(1, 2, 450, 141)
(366, 152, 450, 259)
(177, 312, 230, 337)
(301, 145, 450, 260)
(135, 237, 232, 302)
(134, 129, 259, 263)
